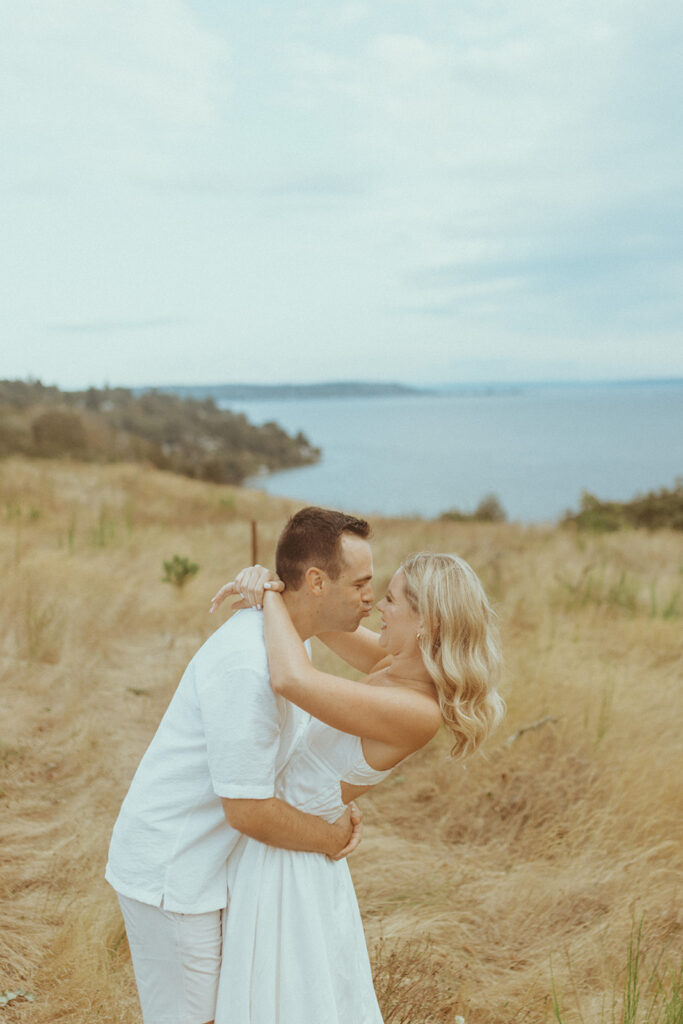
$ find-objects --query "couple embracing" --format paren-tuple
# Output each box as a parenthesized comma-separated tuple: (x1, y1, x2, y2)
(106, 506, 504, 1023)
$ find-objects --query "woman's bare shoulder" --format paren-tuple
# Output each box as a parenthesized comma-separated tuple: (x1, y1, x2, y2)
(365, 662, 442, 738)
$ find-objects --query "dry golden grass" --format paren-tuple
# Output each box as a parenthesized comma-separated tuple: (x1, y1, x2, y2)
(1, 456, 681, 1023)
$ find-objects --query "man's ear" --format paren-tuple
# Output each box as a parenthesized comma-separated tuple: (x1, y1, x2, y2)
(304, 566, 326, 596)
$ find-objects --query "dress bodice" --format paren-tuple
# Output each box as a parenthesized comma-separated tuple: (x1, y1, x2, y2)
(275, 716, 394, 824)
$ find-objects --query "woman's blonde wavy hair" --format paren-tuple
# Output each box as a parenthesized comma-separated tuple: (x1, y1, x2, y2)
(401, 552, 504, 760)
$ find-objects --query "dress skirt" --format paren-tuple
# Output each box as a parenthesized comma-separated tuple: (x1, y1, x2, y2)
(214, 834, 384, 1024)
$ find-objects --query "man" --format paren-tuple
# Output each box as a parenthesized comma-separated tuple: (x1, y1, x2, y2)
(106, 507, 374, 1024)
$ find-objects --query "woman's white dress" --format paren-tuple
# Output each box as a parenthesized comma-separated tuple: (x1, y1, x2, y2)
(214, 716, 392, 1023)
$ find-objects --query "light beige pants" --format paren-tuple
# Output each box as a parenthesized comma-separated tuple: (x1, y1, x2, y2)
(118, 894, 226, 1024)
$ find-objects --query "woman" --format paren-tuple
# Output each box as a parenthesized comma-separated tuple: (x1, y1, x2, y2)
(210, 552, 504, 1023)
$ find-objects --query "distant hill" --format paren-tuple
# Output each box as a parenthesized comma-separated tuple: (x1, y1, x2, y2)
(0, 379, 319, 485)
(147, 381, 429, 402)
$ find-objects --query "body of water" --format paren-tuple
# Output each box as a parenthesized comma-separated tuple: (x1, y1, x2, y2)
(222, 380, 683, 523)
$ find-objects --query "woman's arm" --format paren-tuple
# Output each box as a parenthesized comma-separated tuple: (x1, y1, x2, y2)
(316, 625, 386, 674)
(263, 592, 441, 750)
(210, 567, 384, 672)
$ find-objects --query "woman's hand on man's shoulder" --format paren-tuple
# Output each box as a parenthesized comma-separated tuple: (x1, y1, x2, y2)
(210, 566, 285, 614)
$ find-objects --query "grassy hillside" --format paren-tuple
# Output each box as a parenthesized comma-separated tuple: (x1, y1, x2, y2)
(0, 379, 319, 485)
(0, 457, 681, 1023)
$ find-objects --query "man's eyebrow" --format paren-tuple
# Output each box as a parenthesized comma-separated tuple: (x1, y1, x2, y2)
(352, 573, 373, 584)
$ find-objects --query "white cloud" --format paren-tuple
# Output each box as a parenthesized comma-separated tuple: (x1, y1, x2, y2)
(338, 4, 370, 27)
(287, 44, 349, 81)
(369, 33, 442, 76)
(273, 1, 681, 354)
(0, 0, 228, 186)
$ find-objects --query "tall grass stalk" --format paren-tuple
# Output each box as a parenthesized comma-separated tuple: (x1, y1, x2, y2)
(596, 677, 615, 744)
(551, 922, 682, 1024)
(89, 506, 116, 548)
(67, 513, 77, 553)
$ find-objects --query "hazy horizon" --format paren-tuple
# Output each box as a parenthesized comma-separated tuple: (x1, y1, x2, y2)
(9, 373, 683, 393)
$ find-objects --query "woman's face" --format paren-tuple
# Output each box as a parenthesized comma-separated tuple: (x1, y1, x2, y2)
(376, 568, 422, 654)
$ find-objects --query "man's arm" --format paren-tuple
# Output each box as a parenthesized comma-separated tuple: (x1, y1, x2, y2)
(223, 798, 362, 861)
(316, 625, 386, 674)
(200, 635, 362, 860)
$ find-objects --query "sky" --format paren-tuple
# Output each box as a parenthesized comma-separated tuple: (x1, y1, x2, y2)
(1, 0, 682, 389)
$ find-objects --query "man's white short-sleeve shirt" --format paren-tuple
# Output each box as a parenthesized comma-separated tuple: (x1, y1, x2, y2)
(105, 610, 309, 913)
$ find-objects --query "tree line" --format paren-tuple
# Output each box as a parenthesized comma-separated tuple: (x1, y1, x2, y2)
(0, 379, 320, 485)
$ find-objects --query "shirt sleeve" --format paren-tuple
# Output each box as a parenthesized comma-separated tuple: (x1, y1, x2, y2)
(198, 662, 281, 800)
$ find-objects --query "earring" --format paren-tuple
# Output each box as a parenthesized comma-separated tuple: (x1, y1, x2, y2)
(416, 632, 422, 641)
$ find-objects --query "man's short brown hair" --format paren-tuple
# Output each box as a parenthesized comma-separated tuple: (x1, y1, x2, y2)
(275, 507, 371, 590)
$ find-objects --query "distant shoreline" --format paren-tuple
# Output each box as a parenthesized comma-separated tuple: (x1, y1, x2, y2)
(140, 377, 682, 403)
(150, 381, 431, 402)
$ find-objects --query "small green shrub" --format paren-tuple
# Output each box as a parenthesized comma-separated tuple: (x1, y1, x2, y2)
(441, 492, 507, 523)
(563, 481, 683, 532)
(567, 492, 626, 532)
(162, 554, 199, 588)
